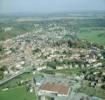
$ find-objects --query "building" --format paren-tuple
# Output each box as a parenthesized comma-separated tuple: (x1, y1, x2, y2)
(38, 82, 70, 100)
(39, 82, 70, 96)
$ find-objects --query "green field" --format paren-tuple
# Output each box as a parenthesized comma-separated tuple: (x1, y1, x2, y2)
(77, 27, 105, 46)
(0, 72, 43, 100)
(0, 86, 36, 100)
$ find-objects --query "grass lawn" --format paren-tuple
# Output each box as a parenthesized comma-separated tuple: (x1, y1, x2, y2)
(0, 86, 36, 100)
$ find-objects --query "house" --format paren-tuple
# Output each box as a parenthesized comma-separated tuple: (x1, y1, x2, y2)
(34, 76, 44, 86)
(56, 66, 64, 70)
(36, 66, 46, 71)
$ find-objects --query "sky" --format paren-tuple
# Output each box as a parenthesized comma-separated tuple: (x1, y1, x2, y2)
(0, 0, 105, 14)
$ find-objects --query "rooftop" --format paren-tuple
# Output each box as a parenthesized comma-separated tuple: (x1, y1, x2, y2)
(39, 82, 70, 96)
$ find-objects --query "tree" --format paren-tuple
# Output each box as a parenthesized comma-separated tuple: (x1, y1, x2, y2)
(32, 48, 41, 55)
(101, 84, 105, 90)
(68, 40, 73, 48)
(0, 71, 4, 80)
(0, 65, 7, 71)
(47, 61, 56, 69)
(97, 71, 102, 77)
(0, 45, 3, 53)
(102, 51, 105, 59)
(101, 75, 105, 82)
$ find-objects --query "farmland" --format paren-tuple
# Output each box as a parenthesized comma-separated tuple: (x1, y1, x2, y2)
(77, 27, 105, 46)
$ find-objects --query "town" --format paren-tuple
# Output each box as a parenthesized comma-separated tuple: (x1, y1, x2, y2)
(0, 14, 105, 100)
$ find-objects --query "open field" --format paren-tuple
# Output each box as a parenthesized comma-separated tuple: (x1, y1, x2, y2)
(77, 27, 105, 46)
(0, 86, 36, 100)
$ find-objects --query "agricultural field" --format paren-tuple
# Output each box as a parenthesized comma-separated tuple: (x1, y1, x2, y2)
(77, 27, 105, 46)
(76, 17, 105, 46)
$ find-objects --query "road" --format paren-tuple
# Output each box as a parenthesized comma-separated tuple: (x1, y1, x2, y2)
(0, 67, 32, 86)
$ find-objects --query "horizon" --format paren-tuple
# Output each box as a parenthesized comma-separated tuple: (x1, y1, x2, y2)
(0, 10, 105, 17)
(0, 0, 105, 15)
